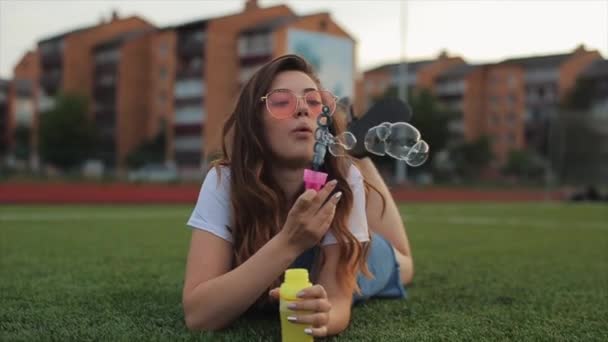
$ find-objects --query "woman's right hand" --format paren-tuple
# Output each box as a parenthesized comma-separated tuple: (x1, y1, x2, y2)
(279, 179, 342, 253)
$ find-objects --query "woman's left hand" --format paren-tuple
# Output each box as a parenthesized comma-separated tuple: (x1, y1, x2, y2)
(269, 284, 332, 337)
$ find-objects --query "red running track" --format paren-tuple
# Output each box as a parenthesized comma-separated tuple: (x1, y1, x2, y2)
(0, 182, 564, 204)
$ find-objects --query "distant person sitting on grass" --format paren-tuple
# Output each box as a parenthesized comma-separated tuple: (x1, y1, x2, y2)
(182, 54, 414, 337)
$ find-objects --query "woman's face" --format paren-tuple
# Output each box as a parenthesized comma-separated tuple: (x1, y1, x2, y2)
(262, 70, 319, 168)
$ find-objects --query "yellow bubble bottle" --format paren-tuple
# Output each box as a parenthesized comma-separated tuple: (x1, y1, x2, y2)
(280, 269, 313, 342)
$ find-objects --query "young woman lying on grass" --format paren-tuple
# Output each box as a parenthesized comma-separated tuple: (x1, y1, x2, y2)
(183, 54, 414, 337)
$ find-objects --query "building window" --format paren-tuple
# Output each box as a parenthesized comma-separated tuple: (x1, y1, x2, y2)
(488, 113, 500, 126)
(95, 49, 120, 64)
(174, 79, 204, 99)
(158, 91, 167, 106)
(159, 66, 168, 80)
(238, 33, 272, 57)
(175, 106, 205, 125)
(506, 132, 516, 145)
(174, 135, 201, 152)
(508, 94, 517, 108)
(98, 74, 115, 86)
(159, 42, 169, 58)
(15, 98, 34, 126)
(190, 57, 202, 70)
(319, 20, 328, 31)
(507, 75, 517, 89)
(192, 31, 206, 43)
(507, 112, 517, 125)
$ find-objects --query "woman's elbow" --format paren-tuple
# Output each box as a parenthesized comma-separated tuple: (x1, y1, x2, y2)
(183, 297, 229, 332)
(184, 309, 229, 332)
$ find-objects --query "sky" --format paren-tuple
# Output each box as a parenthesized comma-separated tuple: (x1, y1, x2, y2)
(0, 0, 606, 79)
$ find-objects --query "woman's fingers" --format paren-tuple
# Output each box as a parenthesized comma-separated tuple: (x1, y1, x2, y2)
(308, 180, 338, 214)
(311, 191, 341, 229)
(297, 284, 327, 299)
(290, 189, 317, 216)
(289, 298, 331, 312)
(304, 326, 328, 337)
(268, 288, 280, 300)
(287, 312, 329, 327)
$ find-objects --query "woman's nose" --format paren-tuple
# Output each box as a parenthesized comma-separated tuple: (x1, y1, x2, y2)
(294, 98, 309, 117)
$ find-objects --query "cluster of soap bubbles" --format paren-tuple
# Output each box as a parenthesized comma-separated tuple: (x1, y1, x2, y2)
(313, 106, 429, 168)
(363, 122, 429, 167)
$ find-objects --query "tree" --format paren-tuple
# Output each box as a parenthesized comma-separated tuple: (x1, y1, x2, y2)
(13, 124, 30, 161)
(449, 135, 493, 179)
(562, 78, 594, 111)
(126, 120, 167, 169)
(377, 87, 456, 174)
(39, 94, 98, 170)
(502, 149, 545, 181)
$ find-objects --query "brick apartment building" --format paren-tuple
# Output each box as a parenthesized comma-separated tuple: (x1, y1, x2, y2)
(577, 59, 608, 116)
(8, 51, 40, 168)
(6, 0, 355, 174)
(435, 63, 526, 165)
(166, 0, 356, 173)
(0, 79, 10, 157)
(364, 45, 601, 166)
(5, 1, 602, 176)
(7, 13, 153, 170)
(502, 44, 602, 156)
(362, 51, 465, 111)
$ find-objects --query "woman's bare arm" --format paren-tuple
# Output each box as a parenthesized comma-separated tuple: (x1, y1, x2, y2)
(354, 157, 414, 284)
(317, 244, 356, 336)
(182, 182, 341, 331)
(182, 230, 299, 331)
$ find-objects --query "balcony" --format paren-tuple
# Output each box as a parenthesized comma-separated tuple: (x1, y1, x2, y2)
(174, 135, 202, 153)
(95, 63, 118, 74)
(177, 39, 204, 58)
(40, 72, 61, 95)
(41, 53, 63, 69)
(175, 150, 201, 166)
(174, 96, 202, 108)
(174, 123, 202, 135)
(176, 66, 203, 79)
(174, 106, 205, 125)
(174, 79, 204, 100)
(14, 79, 33, 97)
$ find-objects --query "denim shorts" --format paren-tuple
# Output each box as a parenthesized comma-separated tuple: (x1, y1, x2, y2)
(290, 233, 407, 304)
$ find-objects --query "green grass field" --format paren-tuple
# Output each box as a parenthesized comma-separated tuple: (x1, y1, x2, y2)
(1, 203, 607, 341)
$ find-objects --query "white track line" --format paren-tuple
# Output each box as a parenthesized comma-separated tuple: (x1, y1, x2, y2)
(0, 212, 187, 222)
(405, 215, 606, 230)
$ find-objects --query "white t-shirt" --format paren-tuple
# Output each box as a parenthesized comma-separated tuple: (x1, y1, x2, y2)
(187, 164, 370, 245)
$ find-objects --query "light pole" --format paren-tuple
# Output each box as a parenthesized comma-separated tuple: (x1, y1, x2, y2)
(395, 0, 408, 184)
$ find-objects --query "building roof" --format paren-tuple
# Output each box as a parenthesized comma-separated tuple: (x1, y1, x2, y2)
(94, 28, 156, 51)
(240, 15, 298, 35)
(581, 59, 608, 79)
(502, 52, 572, 69)
(39, 24, 98, 44)
(38, 16, 152, 45)
(366, 60, 433, 75)
(0, 79, 10, 90)
(171, 18, 210, 32)
(436, 63, 477, 80)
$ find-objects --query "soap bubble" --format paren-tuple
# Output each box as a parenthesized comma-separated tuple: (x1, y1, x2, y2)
(405, 140, 429, 166)
(335, 132, 356, 150)
(385, 122, 421, 160)
(364, 126, 387, 156)
(377, 122, 391, 140)
(363, 122, 429, 167)
(327, 132, 357, 157)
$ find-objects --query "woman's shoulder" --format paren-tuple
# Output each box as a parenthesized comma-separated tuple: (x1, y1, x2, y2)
(347, 161, 364, 185)
(203, 164, 231, 189)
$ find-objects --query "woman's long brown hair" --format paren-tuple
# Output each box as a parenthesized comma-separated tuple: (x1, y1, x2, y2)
(211, 54, 377, 304)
